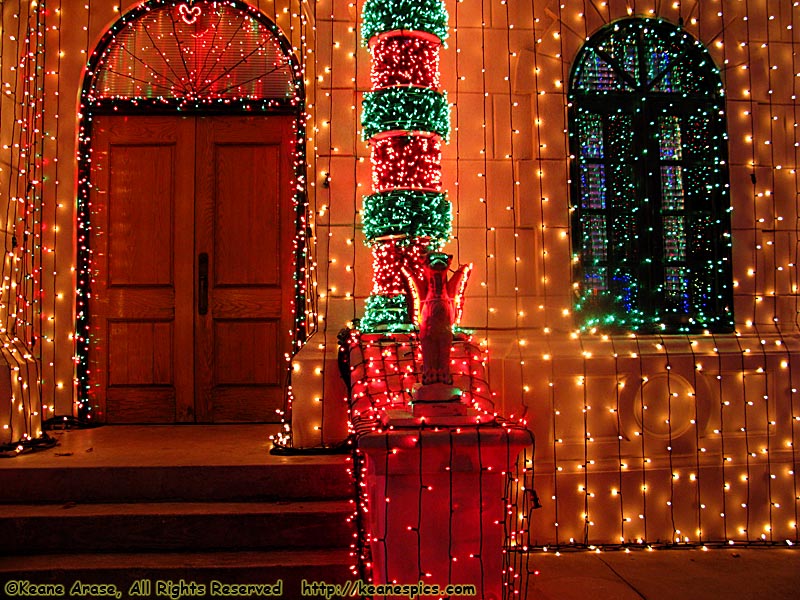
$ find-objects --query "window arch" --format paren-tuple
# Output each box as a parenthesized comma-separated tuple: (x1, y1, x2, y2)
(568, 18, 733, 333)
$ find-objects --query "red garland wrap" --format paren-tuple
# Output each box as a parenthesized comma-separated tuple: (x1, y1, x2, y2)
(370, 32, 440, 90)
(370, 133, 442, 193)
(371, 238, 429, 296)
(347, 332, 495, 435)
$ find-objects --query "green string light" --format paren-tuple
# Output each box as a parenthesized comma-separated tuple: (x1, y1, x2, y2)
(361, 87, 449, 140)
(362, 190, 451, 245)
(359, 294, 414, 333)
(361, 0, 449, 44)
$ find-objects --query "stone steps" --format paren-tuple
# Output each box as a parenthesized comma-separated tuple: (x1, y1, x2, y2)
(2, 500, 353, 554)
(0, 434, 356, 593)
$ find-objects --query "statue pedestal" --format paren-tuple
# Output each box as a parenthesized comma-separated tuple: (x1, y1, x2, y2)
(358, 426, 532, 600)
(412, 382, 467, 417)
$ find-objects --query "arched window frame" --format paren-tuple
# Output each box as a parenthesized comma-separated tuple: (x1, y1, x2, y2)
(74, 0, 311, 419)
(568, 18, 733, 334)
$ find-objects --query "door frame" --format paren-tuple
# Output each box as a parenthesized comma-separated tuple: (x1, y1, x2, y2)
(75, 0, 309, 423)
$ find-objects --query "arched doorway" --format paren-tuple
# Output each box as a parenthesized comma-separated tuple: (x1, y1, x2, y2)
(76, 0, 308, 423)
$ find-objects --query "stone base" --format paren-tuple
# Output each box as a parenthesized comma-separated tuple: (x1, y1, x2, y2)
(382, 408, 495, 427)
(412, 382, 461, 402)
(412, 399, 467, 417)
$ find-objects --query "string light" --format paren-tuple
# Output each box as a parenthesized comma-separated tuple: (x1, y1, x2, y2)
(0, 0, 796, 579)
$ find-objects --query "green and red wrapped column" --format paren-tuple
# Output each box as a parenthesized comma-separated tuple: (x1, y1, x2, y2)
(359, 0, 451, 332)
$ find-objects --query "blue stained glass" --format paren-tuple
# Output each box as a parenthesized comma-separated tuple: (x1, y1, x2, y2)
(584, 267, 607, 293)
(665, 266, 690, 312)
(660, 166, 684, 211)
(611, 270, 636, 313)
(648, 50, 671, 86)
(580, 163, 606, 209)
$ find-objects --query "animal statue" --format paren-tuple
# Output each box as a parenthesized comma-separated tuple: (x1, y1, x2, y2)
(403, 252, 471, 387)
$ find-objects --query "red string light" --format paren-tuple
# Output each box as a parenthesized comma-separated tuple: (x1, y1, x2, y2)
(370, 31, 441, 90)
(370, 132, 442, 193)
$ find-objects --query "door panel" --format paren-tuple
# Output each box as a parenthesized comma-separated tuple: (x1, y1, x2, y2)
(90, 115, 292, 423)
(107, 145, 174, 286)
(214, 320, 281, 385)
(195, 117, 292, 423)
(90, 116, 195, 423)
(213, 144, 281, 286)
(108, 321, 173, 386)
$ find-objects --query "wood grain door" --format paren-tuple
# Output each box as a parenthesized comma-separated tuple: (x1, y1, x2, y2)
(89, 115, 293, 423)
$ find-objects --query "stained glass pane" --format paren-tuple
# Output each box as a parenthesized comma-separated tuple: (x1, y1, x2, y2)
(584, 267, 607, 293)
(583, 215, 607, 263)
(663, 216, 686, 262)
(644, 34, 673, 89)
(575, 48, 632, 91)
(598, 28, 640, 86)
(665, 266, 690, 311)
(661, 166, 684, 211)
(579, 113, 604, 158)
(659, 116, 683, 160)
(580, 164, 606, 209)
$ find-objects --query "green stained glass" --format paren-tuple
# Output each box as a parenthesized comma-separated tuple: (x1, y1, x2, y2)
(665, 266, 690, 311)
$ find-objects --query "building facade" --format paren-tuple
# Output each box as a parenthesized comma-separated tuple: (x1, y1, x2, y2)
(0, 0, 798, 548)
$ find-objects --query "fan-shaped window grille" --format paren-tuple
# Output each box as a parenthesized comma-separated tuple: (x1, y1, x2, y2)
(88, 0, 297, 106)
(569, 18, 733, 333)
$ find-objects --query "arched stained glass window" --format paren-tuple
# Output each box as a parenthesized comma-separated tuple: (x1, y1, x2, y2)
(87, 0, 299, 108)
(569, 18, 733, 333)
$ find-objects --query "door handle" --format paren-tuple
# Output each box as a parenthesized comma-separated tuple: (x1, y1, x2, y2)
(198, 252, 209, 315)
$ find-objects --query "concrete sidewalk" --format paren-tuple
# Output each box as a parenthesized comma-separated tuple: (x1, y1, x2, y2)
(527, 548, 800, 599)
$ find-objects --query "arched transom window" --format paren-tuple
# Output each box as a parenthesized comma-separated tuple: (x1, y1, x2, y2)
(569, 18, 733, 333)
(87, 0, 299, 107)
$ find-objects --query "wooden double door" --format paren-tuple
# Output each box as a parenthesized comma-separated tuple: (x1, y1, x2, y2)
(89, 115, 294, 423)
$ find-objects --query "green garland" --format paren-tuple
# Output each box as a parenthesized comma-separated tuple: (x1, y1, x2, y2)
(359, 294, 414, 332)
(362, 190, 451, 244)
(361, 0, 448, 44)
(362, 87, 449, 140)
